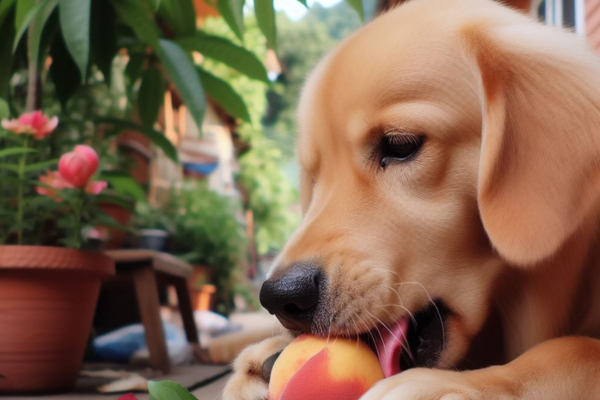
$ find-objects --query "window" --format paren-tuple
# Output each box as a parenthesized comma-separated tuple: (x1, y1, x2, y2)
(538, 0, 586, 35)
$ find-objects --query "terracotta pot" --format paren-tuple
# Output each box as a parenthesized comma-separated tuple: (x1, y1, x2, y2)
(0, 246, 115, 394)
(190, 284, 217, 311)
(190, 265, 213, 289)
(188, 266, 215, 311)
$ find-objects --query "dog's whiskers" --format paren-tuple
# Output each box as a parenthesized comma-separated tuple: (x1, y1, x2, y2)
(375, 304, 416, 363)
(383, 286, 419, 326)
(366, 309, 415, 364)
(349, 315, 363, 349)
(400, 281, 446, 350)
(368, 270, 445, 351)
(326, 314, 334, 345)
(381, 301, 419, 328)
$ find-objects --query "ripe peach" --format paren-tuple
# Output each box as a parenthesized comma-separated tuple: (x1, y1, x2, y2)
(269, 335, 384, 400)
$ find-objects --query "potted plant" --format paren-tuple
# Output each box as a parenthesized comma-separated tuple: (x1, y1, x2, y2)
(166, 181, 248, 314)
(0, 111, 115, 394)
(131, 202, 174, 251)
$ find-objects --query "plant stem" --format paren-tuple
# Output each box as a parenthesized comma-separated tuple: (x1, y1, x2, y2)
(16, 137, 29, 244)
(72, 190, 83, 249)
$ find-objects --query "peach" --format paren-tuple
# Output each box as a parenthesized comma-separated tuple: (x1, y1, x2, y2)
(269, 335, 384, 400)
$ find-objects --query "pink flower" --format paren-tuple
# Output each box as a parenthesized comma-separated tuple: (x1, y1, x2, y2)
(59, 145, 100, 188)
(36, 170, 73, 202)
(37, 170, 107, 200)
(85, 180, 107, 195)
(117, 394, 139, 400)
(1, 110, 58, 139)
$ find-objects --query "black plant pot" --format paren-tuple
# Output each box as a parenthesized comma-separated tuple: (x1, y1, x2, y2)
(137, 229, 169, 251)
(84, 237, 106, 252)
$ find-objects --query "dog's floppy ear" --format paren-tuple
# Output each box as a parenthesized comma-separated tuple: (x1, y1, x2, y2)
(463, 23, 600, 266)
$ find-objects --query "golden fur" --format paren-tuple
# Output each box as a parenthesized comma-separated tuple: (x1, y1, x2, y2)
(224, 0, 600, 398)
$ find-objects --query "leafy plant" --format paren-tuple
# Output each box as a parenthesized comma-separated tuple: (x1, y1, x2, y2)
(0, 0, 278, 147)
(238, 136, 300, 255)
(166, 181, 248, 314)
(132, 201, 174, 232)
(199, 17, 301, 255)
(0, 0, 370, 138)
(0, 111, 116, 248)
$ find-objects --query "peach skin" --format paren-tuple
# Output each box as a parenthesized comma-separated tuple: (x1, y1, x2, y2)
(269, 335, 384, 400)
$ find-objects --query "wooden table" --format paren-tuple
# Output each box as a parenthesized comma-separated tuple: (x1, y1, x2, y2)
(104, 250, 199, 374)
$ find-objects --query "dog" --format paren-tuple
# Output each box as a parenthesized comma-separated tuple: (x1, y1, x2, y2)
(224, 0, 600, 398)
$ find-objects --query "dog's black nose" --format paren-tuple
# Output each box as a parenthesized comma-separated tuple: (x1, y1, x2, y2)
(260, 265, 322, 331)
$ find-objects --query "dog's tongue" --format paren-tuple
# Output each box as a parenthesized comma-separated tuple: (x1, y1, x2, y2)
(374, 317, 409, 378)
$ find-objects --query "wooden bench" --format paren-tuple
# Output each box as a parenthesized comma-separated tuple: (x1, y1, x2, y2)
(104, 250, 199, 374)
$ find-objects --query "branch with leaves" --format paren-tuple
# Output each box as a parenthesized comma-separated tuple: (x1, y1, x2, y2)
(0, 0, 368, 144)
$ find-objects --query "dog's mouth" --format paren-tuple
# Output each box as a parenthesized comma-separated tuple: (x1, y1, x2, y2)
(365, 300, 451, 377)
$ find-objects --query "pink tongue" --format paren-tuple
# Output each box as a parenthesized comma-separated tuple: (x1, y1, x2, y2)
(374, 317, 409, 378)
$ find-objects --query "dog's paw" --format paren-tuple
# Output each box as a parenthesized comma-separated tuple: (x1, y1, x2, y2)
(222, 332, 294, 400)
(360, 368, 514, 400)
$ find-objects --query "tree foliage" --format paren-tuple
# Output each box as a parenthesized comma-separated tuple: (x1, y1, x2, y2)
(263, 2, 362, 157)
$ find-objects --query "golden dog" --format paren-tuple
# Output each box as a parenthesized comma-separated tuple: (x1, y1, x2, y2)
(224, 0, 600, 398)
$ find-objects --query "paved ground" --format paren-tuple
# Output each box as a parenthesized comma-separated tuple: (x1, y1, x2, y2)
(190, 373, 229, 400)
(2, 366, 231, 400)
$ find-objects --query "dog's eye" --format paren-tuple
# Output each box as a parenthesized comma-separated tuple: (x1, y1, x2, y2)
(380, 134, 424, 168)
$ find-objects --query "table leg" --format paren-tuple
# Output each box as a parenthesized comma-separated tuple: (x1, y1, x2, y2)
(174, 278, 200, 344)
(133, 265, 171, 374)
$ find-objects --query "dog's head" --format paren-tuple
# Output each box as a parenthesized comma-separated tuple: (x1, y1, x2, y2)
(260, 0, 600, 374)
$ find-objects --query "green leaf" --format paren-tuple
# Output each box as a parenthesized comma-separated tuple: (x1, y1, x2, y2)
(110, 0, 160, 50)
(29, 0, 58, 70)
(91, 210, 128, 230)
(15, 0, 34, 33)
(59, 0, 90, 82)
(158, 0, 195, 37)
(0, 98, 9, 120)
(144, 0, 161, 11)
(24, 158, 58, 172)
(23, 195, 55, 208)
(345, 0, 364, 20)
(96, 117, 178, 162)
(125, 52, 146, 84)
(217, 0, 244, 42)
(296, 0, 307, 6)
(148, 380, 198, 400)
(98, 171, 146, 203)
(13, 0, 45, 51)
(157, 39, 205, 132)
(49, 31, 80, 107)
(197, 66, 250, 122)
(0, 163, 18, 173)
(138, 66, 165, 127)
(0, 147, 37, 159)
(90, 0, 117, 84)
(0, 0, 16, 29)
(176, 32, 268, 82)
(254, 0, 276, 49)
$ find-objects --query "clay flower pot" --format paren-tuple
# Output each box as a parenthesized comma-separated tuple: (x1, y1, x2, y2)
(189, 266, 216, 311)
(0, 246, 115, 394)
